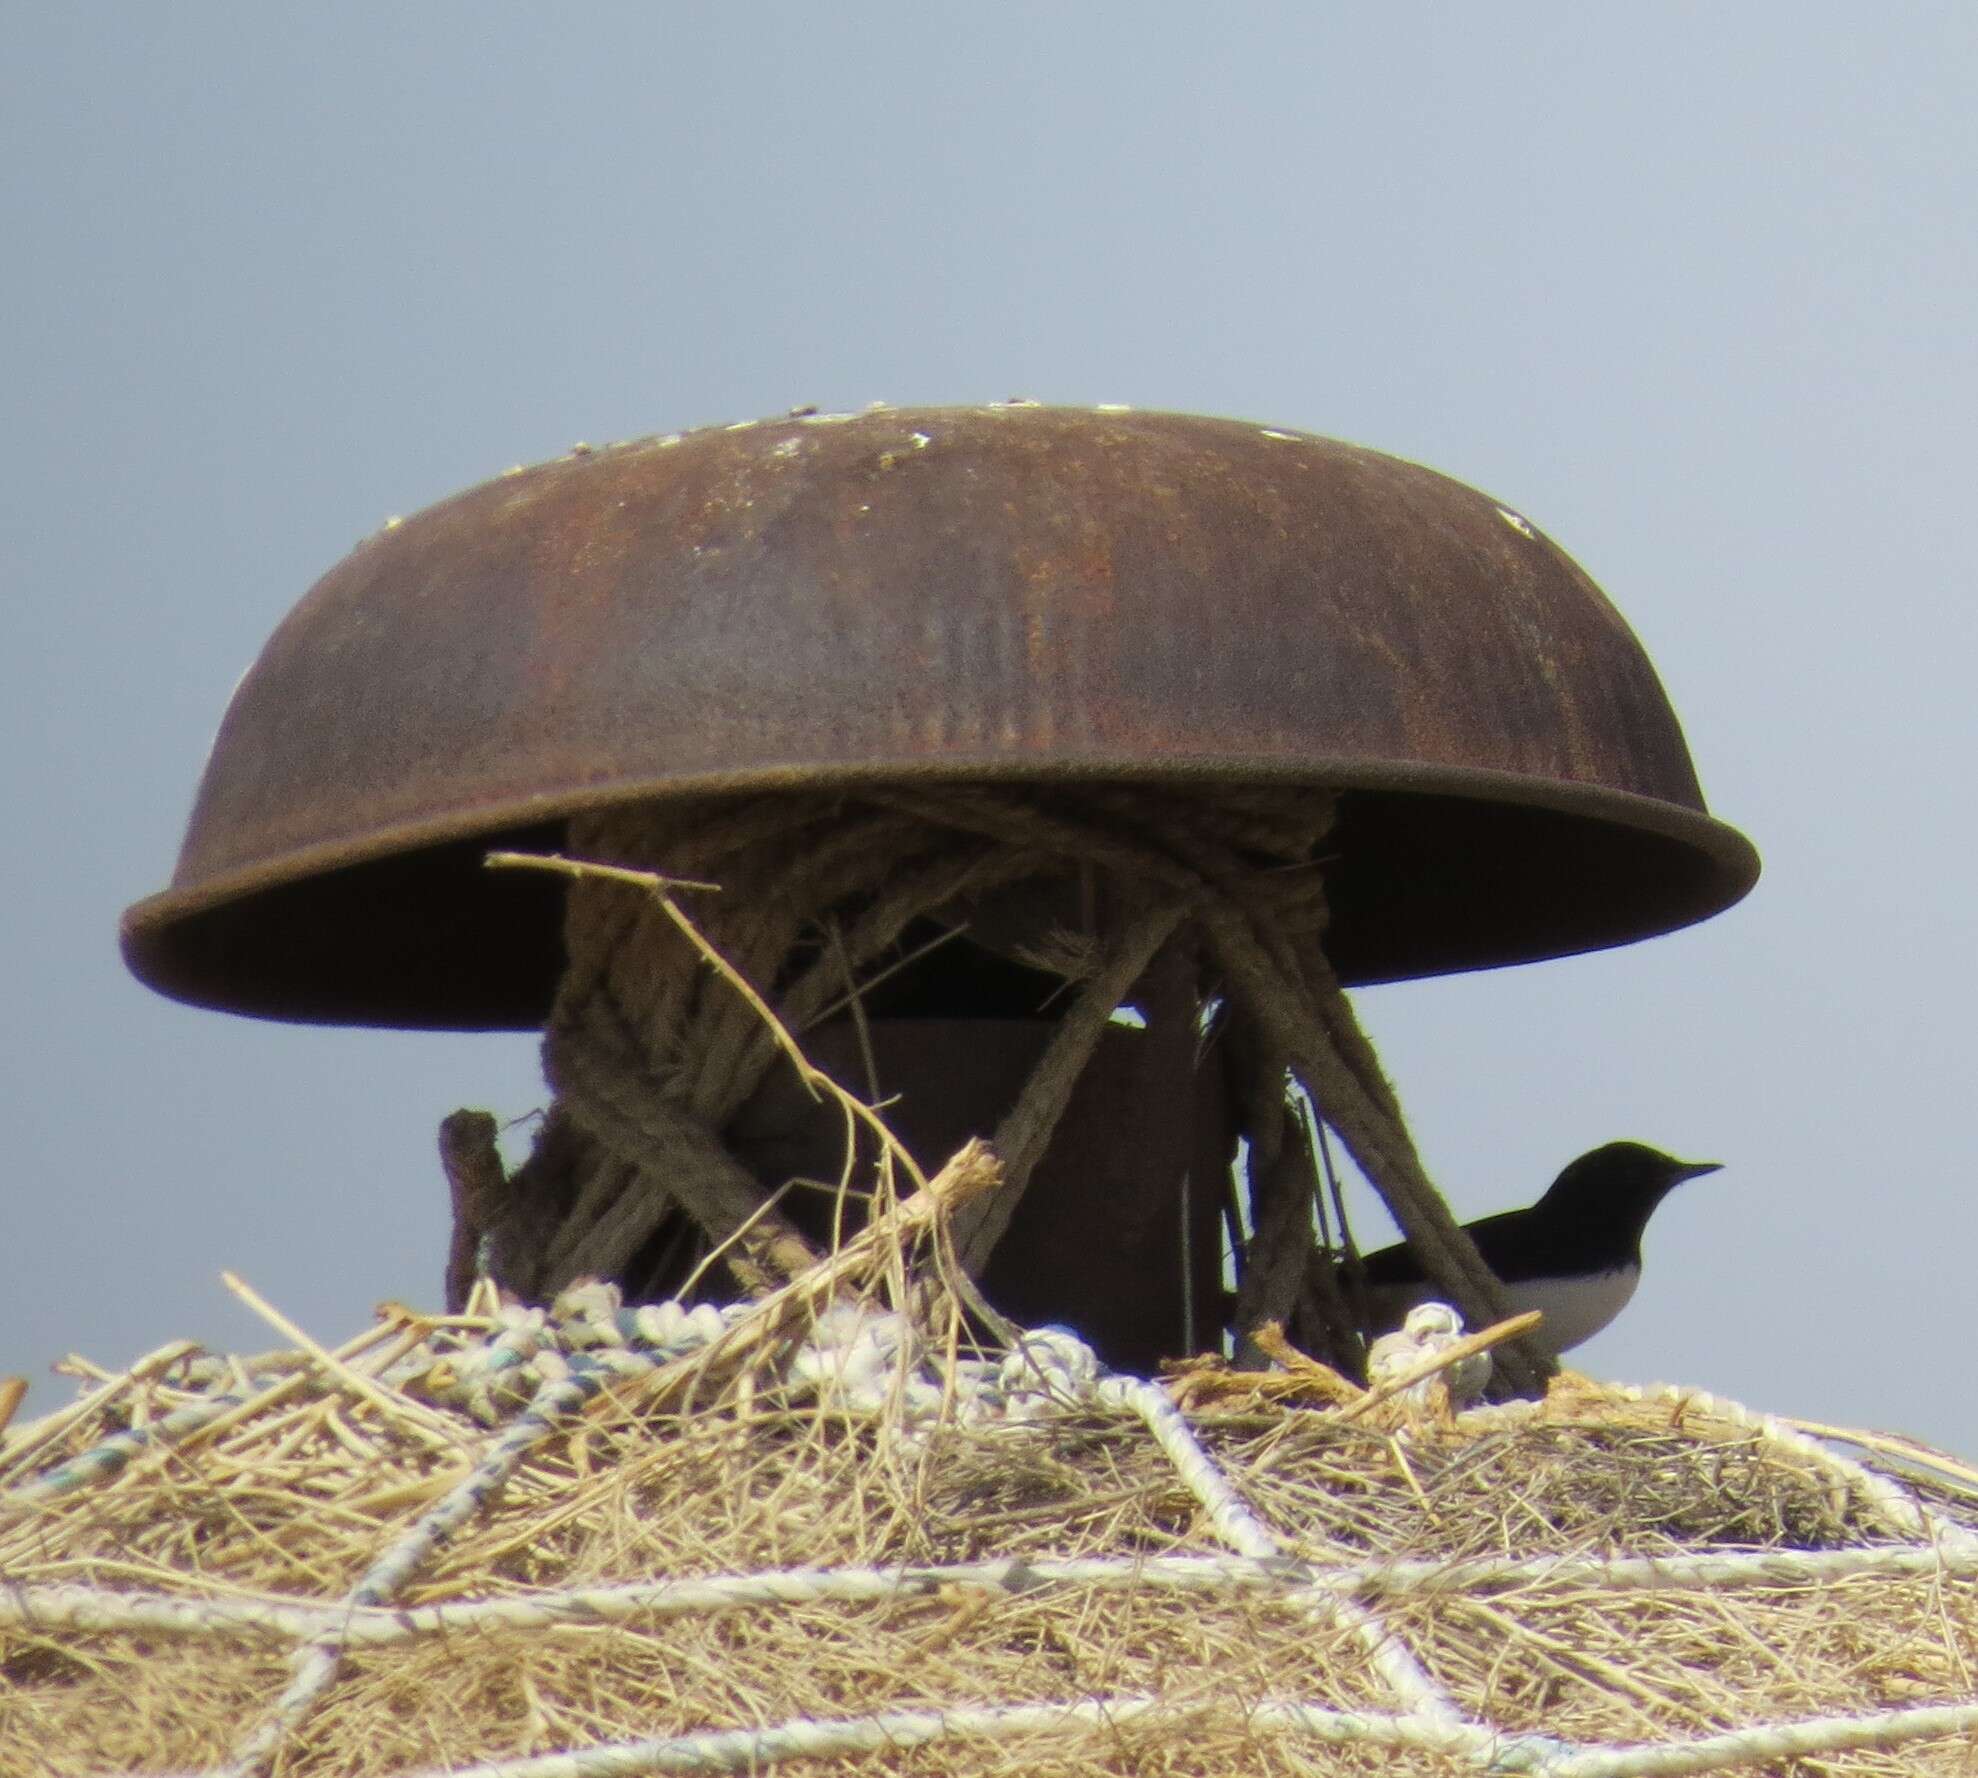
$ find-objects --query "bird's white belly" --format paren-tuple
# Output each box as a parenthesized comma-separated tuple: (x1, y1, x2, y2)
(1362, 1266, 1640, 1357)
(1499, 1269, 1640, 1355)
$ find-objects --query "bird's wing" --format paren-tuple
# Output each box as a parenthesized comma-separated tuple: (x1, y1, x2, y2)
(1356, 1208, 1526, 1285)
(1357, 1238, 1425, 1286)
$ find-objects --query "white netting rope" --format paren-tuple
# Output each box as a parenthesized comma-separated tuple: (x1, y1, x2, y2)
(6, 1289, 1978, 1777)
(1093, 1364, 1467, 1728)
(10, 1541, 1978, 1649)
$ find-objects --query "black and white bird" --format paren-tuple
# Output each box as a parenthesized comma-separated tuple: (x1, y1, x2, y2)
(1357, 1142, 1721, 1358)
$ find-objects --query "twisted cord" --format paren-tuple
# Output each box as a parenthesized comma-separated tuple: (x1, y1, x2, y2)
(491, 783, 1521, 1387)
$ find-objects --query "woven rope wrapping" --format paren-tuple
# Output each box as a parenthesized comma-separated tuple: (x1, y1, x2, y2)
(478, 784, 1543, 1391)
(7, 1272, 1978, 1777)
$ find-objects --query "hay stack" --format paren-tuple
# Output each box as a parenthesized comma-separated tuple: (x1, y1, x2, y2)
(6, 1163, 1978, 1778)
(23, 843, 1973, 1774)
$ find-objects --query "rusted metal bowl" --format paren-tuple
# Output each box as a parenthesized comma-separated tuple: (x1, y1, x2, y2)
(122, 405, 1758, 1028)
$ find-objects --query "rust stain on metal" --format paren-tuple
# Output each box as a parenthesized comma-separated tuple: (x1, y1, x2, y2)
(122, 406, 1758, 1026)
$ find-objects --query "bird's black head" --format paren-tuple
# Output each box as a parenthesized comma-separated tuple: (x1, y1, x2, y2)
(1535, 1141, 1721, 1232)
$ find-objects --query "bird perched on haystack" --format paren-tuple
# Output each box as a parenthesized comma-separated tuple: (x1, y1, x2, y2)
(1357, 1142, 1721, 1358)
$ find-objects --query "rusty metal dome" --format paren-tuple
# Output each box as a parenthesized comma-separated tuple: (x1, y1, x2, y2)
(121, 405, 1758, 1028)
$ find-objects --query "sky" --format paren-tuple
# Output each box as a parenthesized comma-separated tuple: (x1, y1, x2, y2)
(4, 7, 1975, 1452)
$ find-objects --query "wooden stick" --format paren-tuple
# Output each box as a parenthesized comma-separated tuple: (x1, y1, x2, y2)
(1332, 1311, 1544, 1424)
(438, 1109, 508, 1313)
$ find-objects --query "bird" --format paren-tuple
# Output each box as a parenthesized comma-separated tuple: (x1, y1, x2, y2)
(1353, 1142, 1722, 1358)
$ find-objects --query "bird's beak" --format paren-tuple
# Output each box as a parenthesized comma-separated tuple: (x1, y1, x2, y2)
(1679, 1160, 1723, 1182)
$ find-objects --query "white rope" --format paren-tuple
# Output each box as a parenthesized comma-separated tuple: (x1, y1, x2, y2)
(13, 1289, 1978, 1778)
(54, 1695, 1978, 1778)
(207, 1292, 1010, 1777)
(7, 1535, 1967, 1649)
(1513, 1699, 1978, 1777)
(384, 1695, 1497, 1778)
(1094, 1374, 1281, 1560)
(219, 1353, 634, 1778)
(6, 1371, 295, 1505)
(1097, 1362, 1468, 1728)
(351, 1693, 1978, 1778)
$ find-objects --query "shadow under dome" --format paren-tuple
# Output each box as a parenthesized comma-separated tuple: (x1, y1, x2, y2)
(120, 405, 1759, 1028)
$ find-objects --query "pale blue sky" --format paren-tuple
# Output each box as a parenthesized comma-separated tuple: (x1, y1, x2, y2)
(4, 7, 1975, 1448)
